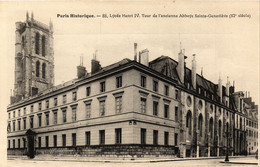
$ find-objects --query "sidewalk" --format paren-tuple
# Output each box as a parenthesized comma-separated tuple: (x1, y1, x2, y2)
(8, 155, 257, 163)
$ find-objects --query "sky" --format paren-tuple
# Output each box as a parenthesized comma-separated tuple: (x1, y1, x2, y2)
(0, 1, 259, 106)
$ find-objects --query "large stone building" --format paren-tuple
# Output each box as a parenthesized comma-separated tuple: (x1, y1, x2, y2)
(7, 13, 258, 158)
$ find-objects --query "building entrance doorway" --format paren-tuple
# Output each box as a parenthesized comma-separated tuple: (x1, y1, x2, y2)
(26, 129, 36, 158)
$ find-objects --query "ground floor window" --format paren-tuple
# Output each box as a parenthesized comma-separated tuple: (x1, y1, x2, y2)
(45, 136, 49, 148)
(175, 133, 178, 146)
(38, 137, 41, 148)
(141, 128, 146, 145)
(72, 133, 76, 146)
(85, 132, 91, 146)
(153, 130, 158, 145)
(53, 135, 57, 147)
(115, 128, 122, 144)
(164, 132, 169, 145)
(62, 134, 66, 147)
(99, 130, 105, 145)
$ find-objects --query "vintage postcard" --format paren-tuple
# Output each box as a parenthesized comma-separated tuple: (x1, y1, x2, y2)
(0, 1, 259, 167)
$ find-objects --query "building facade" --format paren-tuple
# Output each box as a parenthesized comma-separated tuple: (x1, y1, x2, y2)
(7, 14, 258, 158)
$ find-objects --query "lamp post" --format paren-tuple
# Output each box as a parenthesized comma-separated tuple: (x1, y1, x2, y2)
(225, 130, 229, 162)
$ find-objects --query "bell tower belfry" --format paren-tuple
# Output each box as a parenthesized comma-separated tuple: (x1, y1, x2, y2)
(11, 12, 54, 104)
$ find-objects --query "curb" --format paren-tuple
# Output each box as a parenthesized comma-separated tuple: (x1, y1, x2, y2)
(8, 155, 256, 163)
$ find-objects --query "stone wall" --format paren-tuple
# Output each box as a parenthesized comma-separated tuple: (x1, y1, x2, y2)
(8, 145, 178, 158)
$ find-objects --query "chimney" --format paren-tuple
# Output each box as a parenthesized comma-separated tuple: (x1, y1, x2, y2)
(77, 56, 86, 79)
(248, 91, 250, 97)
(218, 75, 222, 102)
(226, 77, 230, 96)
(91, 53, 101, 74)
(177, 49, 185, 83)
(134, 43, 137, 61)
(191, 54, 196, 89)
(139, 49, 149, 66)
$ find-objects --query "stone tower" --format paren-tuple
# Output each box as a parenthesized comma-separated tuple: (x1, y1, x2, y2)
(11, 12, 54, 104)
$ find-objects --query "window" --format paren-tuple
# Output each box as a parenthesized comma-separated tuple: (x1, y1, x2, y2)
(153, 80, 158, 92)
(18, 120, 21, 130)
(30, 105, 34, 113)
(186, 111, 192, 135)
(30, 116, 34, 128)
(153, 101, 158, 116)
(164, 132, 169, 145)
(141, 128, 146, 145)
(198, 114, 203, 137)
(53, 111, 57, 125)
(99, 101, 105, 116)
(62, 108, 67, 123)
(42, 35, 46, 57)
(38, 137, 41, 148)
(42, 63, 46, 79)
(24, 107, 26, 115)
(53, 135, 57, 147)
(45, 112, 49, 126)
(18, 110, 21, 117)
(13, 121, 15, 131)
(175, 106, 179, 121)
(209, 118, 214, 138)
(62, 134, 66, 147)
(54, 97, 57, 106)
(13, 111, 15, 118)
(99, 130, 105, 145)
(72, 106, 77, 122)
(116, 76, 122, 88)
(85, 103, 91, 118)
(8, 113, 10, 119)
(35, 32, 40, 54)
(36, 61, 40, 77)
(22, 36, 25, 48)
(115, 128, 122, 144)
(23, 118, 26, 129)
(174, 133, 178, 146)
(86, 86, 91, 96)
(100, 81, 106, 92)
(72, 133, 76, 146)
(38, 114, 42, 127)
(23, 139, 26, 148)
(45, 136, 49, 147)
(7, 122, 11, 132)
(164, 85, 169, 96)
(85, 132, 91, 146)
(164, 104, 169, 118)
(115, 97, 122, 114)
(63, 94, 67, 104)
(175, 89, 179, 100)
(8, 140, 10, 149)
(141, 75, 146, 88)
(218, 120, 222, 140)
(46, 100, 49, 109)
(13, 139, 15, 148)
(153, 130, 158, 145)
(72, 91, 77, 101)
(38, 102, 42, 111)
(140, 98, 146, 113)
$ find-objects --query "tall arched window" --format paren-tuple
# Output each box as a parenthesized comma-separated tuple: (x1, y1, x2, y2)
(209, 117, 213, 138)
(35, 32, 40, 55)
(219, 120, 222, 140)
(42, 63, 46, 79)
(186, 111, 192, 135)
(36, 61, 40, 77)
(42, 35, 46, 57)
(226, 122, 229, 133)
(240, 117, 242, 130)
(198, 114, 203, 137)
